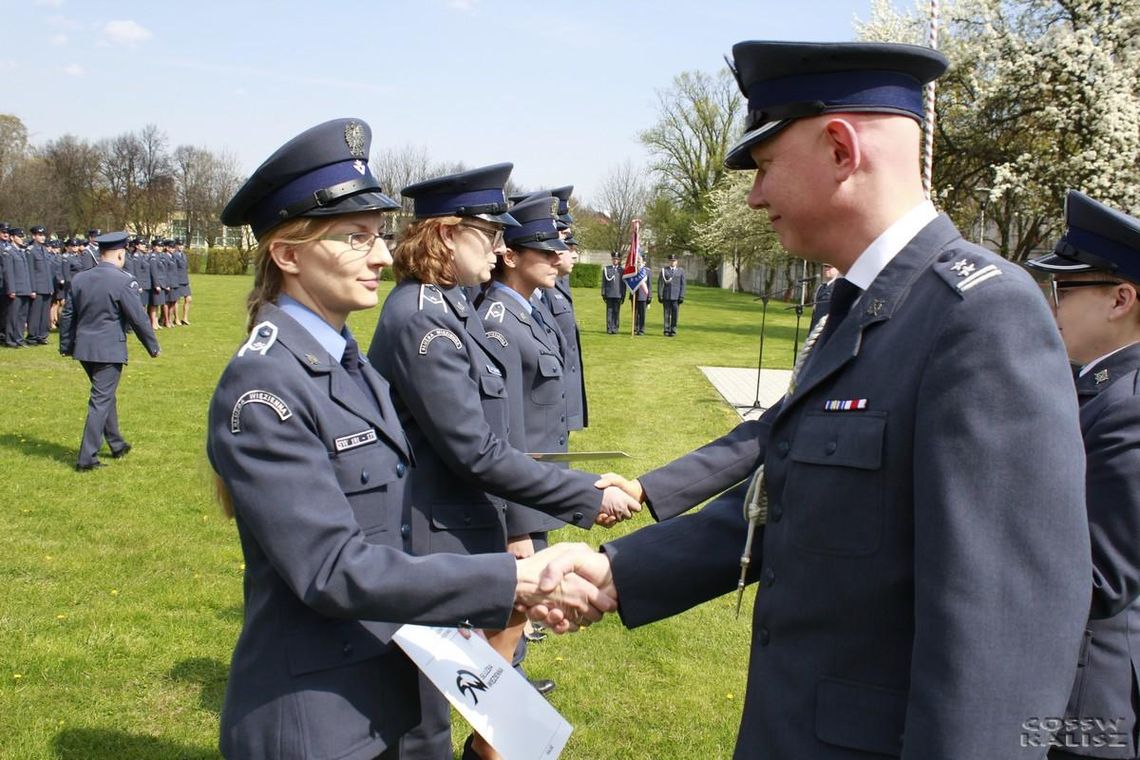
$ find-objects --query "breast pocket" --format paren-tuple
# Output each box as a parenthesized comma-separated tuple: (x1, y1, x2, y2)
(784, 411, 886, 556)
(330, 440, 405, 536)
(531, 352, 564, 406)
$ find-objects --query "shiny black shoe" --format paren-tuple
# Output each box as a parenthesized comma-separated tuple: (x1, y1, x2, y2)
(111, 443, 132, 459)
(75, 461, 105, 472)
(529, 678, 556, 696)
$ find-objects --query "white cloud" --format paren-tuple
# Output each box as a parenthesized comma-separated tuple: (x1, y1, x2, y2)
(50, 33, 68, 46)
(63, 63, 84, 77)
(35, 0, 64, 7)
(447, 0, 477, 11)
(102, 19, 152, 46)
(0, 60, 16, 73)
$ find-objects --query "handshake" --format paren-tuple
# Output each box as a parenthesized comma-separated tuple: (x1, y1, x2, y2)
(513, 542, 618, 633)
(592, 472, 647, 527)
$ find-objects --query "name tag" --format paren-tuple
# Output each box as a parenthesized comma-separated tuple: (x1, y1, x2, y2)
(335, 428, 378, 452)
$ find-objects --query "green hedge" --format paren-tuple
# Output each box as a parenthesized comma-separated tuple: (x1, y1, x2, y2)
(570, 263, 601, 288)
(203, 248, 249, 275)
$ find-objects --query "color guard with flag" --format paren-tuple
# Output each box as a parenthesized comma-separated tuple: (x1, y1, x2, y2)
(622, 219, 651, 335)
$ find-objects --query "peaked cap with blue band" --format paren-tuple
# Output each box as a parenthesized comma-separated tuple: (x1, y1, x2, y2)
(221, 118, 399, 237)
(724, 41, 949, 170)
(1026, 191, 1140, 282)
(95, 231, 129, 252)
(551, 185, 574, 226)
(503, 194, 568, 253)
(401, 163, 519, 226)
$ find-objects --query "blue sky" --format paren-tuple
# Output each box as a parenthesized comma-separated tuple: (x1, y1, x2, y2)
(5, 0, 885, 204)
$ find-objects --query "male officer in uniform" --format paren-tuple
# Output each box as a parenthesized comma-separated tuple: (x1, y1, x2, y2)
(25, 225, 55, 344)
(3, 228, 32, 347)
(809, 263, 839, 330)
(549, 40, 1091, 759)
(60, 232, 160, 471)
(657, 253, 686, 336)
(601, 252, 625, 333)
(0, 223, 9, 339)
(79, 229, 101, 271)
(1027, 192, 1140, 760)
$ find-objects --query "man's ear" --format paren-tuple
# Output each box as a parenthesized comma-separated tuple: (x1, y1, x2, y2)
(269, 240, 301, 275)
(823, 117, 861, 182)
(1110, 281, 1140, 321)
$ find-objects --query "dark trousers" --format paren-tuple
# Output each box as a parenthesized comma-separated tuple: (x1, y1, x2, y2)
(28, 293, 50, 341)
(633, 299, 647, 334)
(5, 295, 30, 345)
(662, 299, 680, 335)
(78, 361, 126, 466)
(604, 298, 622, 333)
(398, 676, 451, 760)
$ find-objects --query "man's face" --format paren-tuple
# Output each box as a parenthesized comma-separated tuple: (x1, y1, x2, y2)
(747, 120, 834, 258)
(1050, 274, 1131, 364)
(33, 233, 45, 244)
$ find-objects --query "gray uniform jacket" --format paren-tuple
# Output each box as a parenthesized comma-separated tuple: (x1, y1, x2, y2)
(542, 277, 588, 430)
(601, 264, 626, 299)
(59, 262, 158, 361)
(368, 280, 599, 557)
(1055, 342, 1140, 758)
(132, 253, 152, 291)
(480, 286, 572, 536)
(3, 245, 31, 295)
(207, 303, 518, 760)
(657, 265, 686, 301)
(603, 216, 1092, 759)
(27, 243, 54, 294)
(149, 253, 168, 289)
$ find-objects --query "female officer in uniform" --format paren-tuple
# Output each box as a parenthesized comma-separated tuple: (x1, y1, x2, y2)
(368, 167, 637, 760)
(207, 119, 612, 760)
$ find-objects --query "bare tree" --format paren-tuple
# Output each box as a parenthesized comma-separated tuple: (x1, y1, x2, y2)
(590, 160, 652, 256)
(41, 135, 107, 232)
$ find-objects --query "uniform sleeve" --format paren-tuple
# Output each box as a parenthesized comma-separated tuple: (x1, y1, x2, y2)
(1084, 391, 1140, 618)
(58, 288, 76, 355)
(640, 401, 780, 521)
(904, 278, 1091, 758)
(208, 364, 518, 629)
(387, 310, 601, 526)
(119, 278, 159, 356)
(679, 270, 686, 300)
(605, 481, 757, 627)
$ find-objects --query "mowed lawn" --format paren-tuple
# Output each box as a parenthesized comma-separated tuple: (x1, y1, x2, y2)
(0, 273, 806, 760)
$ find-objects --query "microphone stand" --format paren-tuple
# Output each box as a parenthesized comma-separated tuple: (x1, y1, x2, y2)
(746, 289, 785, 412)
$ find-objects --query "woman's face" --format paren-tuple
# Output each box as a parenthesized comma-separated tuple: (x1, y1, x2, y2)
(450, 221, 504, 287)
(279, 212, 392, 328)
(508, 246, 560, 295)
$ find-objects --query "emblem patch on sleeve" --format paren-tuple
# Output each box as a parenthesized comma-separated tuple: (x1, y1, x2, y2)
(418, 284, 446, 310)
(485, 330, 508, 347)
(238, 321, 279, 357)
(230, 390, 292, 433)
(419, 328, 463, 354)
(335, 428, 378, 452)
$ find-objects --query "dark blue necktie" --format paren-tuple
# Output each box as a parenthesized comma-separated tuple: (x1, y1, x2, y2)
(531, 306, 548, 331)
(341, 335, 379, 412)
(818, 278, 862, 346)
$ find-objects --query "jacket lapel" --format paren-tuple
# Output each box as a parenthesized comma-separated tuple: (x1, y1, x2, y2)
(782, 216, 961, 411)
(1076, 342, 1140, 403)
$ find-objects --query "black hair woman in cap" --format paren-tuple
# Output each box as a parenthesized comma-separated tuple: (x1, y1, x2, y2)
(368, 166, 638, 760)
(207, 119, 613, 760)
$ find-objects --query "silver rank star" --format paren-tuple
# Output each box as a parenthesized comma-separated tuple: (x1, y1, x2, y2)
(1094, 368, 1110, 385)
(950, 259, 977, 278)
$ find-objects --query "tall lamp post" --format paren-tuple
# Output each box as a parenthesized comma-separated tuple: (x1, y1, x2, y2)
(975, 186, 992, 247)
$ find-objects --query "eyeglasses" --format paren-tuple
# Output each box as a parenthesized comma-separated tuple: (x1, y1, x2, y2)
(1048, 277, 1126, 309)
(459, 223, 504, 249)
(316, 231, 385, 261)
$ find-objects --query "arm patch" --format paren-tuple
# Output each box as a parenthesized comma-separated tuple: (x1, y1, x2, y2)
(419, 328, 463, 354)
(230, 389, 292, 433)
(485, 330, 508, 347)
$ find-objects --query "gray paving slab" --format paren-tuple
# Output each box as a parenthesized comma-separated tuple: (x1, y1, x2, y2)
(699, 366, 792, 421)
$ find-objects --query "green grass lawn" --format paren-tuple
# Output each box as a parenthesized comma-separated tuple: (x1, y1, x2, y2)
(0, 274, 805, 760)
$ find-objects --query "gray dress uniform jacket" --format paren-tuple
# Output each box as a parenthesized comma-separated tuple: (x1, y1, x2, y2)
(368, 280, 600, 558)
(1054, 343, 1140, 758)
(58, 262, 158, 361)
(657, 265, 686, 302)
(3, 244, 31, 295)
(603, 216, 1092, 759)
(207, 303, 519, 760)
(480, 286, 572, 537)
(27, 243, 54, 295)
(601, 264, 625, 300)
(542, 277, 588, 430)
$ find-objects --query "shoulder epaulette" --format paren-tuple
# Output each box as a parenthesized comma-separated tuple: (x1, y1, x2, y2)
(418, 284, 447, 311)
(238, 321, 279, 357)
(934, 252, 1003, 296)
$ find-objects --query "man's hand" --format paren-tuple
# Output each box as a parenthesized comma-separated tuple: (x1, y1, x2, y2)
(595, 473, 646, 504)
(597, 485, 641, 525)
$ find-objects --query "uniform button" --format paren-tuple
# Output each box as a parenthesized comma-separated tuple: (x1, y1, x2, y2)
(342, 642, 354, 657)
(825, 441, 837, 455)
(572, 511, 584, 523)
(560, 416, 565, 424)
(464, 514, 472, 525)
(559, 437, 566, 446)
(758, 627, 770, 646)
(762, 567, 775, 587)
(400, 523, 411, 538)
(560, 393, 565, 399)
(769, 503, 783, 522)
(258, 326, 271, 337)
(360, 470, 370, 484)
(777, 441, 790, 456)
(396, 462, 406, 478)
